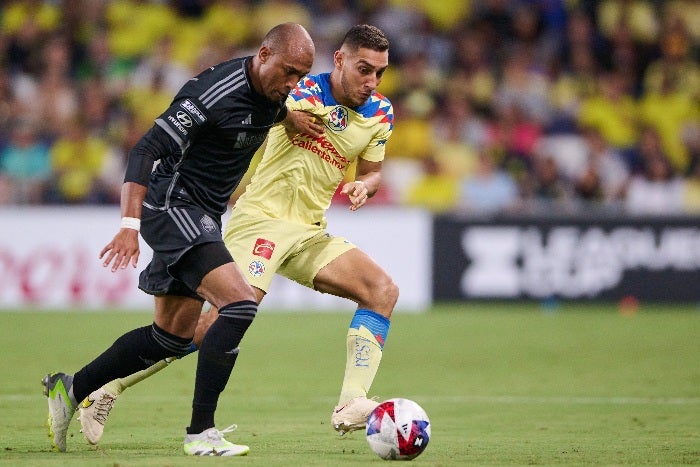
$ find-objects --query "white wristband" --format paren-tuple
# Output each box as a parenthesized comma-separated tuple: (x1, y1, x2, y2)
(120, 217, 141, 231)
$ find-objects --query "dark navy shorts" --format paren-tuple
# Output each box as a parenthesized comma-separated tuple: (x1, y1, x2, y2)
(138, 204, 233, 298)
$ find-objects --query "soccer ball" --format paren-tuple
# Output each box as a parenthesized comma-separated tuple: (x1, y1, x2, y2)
(365, 398, 431, 460)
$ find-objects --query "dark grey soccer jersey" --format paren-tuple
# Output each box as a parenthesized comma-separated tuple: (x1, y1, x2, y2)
(142, 56, 286, 218)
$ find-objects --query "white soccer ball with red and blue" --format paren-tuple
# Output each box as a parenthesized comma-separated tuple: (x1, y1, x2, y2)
(365, 398, 431, 460)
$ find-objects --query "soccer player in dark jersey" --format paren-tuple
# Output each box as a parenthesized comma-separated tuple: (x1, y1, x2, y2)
(78, 24, 397, 444)
(42, 23, 315, 456)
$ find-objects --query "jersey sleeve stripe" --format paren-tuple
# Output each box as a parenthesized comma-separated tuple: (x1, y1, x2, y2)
(199, 66, 244, 106)
(201, 75, 246, 109)
(155, 118, 187, 151)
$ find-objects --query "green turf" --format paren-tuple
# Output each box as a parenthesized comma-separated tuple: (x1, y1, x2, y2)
(1, 303, 699, 465)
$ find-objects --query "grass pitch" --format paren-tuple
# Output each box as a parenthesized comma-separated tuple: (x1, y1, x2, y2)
(0, 302, 699, 465)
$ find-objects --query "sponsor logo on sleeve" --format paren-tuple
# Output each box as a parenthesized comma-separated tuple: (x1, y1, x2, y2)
(180, 99, 206, 123)
(167, 114, 188, 135)
(176, 111, 192, 127)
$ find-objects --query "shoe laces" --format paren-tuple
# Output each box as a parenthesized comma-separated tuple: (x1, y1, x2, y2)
(336, 395, 380, 412)
(92, 393, 117, 425)
(206, 424, 238, 442)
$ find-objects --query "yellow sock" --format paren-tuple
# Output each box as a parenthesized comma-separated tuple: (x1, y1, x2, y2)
(338, 325, 383, 404)
(103, 358, 174, 396)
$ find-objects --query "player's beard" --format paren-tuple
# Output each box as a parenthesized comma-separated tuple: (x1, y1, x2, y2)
(340, 74, 368, 108)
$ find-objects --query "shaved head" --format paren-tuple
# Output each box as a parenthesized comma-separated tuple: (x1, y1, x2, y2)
(262, 22, 314, 56)
(250, 23, 315, 102)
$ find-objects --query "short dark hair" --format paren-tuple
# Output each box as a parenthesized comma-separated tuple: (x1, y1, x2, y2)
(341, 24, 389, 53)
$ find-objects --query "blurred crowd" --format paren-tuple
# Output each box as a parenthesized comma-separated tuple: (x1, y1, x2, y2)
(0, 0, 699, 216)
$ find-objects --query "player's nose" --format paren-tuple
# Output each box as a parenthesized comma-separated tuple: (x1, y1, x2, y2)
(365, 75, 380, 90)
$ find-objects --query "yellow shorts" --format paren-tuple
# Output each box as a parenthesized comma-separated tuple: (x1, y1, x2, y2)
(224, 208, 356, 292)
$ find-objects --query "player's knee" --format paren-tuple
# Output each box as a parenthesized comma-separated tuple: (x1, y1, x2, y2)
(200, 275, 257, 309)
(233, 284, 257, 306)
(193, 309, 218, 348)
(369, 275, 399, 315)
(150, 323, 193, 359)
(384, 278, 399, 310)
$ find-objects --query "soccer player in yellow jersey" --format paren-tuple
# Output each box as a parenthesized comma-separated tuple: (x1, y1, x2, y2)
(79, 24, 397, 444)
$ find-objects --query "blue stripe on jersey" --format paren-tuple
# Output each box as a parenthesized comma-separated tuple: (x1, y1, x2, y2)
(349, 308, 390, 348)
(357, 96, 393, 126)
(289, 74, 327, 104)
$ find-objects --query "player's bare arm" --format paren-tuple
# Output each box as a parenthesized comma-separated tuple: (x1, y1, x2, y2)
(342, 158, 383, 211)
(100, 181, 145, 272)
(100, 121, 172, 272)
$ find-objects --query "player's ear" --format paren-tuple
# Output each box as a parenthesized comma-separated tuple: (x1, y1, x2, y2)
(259, 46, 272, 64)
(333, 50, 344, 69)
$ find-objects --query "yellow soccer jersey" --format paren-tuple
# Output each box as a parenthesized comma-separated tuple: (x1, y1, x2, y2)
(234, 73, 394, 225)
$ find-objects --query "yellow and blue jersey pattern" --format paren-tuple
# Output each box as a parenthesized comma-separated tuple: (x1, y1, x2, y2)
(235, 73, 394, 225)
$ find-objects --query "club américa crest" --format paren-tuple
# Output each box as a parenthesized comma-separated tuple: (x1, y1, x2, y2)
(248, 260, 265, 277)
(328, 106, 348, 131)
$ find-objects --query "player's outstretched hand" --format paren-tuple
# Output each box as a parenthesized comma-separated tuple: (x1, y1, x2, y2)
(100, 229, 140, 272)
(284, 110, 324, 139)
(342, 180, 369, 211)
